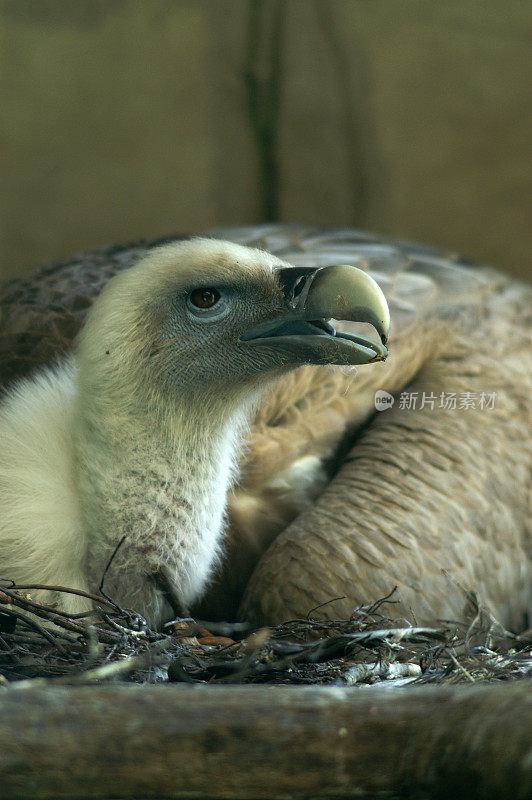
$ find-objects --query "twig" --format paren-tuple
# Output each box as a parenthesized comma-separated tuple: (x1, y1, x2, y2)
(0, 607, 68, 654)
(0, 587, 120, 644)
(5, 583, 119, 609)
(339, 661, 422, 685)
(448, 650, 476, 683)
(98, 534, 127, 611)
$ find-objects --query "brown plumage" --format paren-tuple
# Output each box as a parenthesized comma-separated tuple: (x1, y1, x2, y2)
(1, 225, 530, 629)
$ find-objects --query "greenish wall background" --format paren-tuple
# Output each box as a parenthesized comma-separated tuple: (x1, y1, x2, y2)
(1, 0, 531, 280)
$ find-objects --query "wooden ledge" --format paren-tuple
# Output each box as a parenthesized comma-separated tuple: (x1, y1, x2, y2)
(0, 682, 530, 799)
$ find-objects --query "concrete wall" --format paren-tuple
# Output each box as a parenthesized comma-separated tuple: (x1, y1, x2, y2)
(1, 0, 530, 280)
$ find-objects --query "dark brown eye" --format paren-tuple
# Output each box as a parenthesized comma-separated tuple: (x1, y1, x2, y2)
(189, 288, 220, 309)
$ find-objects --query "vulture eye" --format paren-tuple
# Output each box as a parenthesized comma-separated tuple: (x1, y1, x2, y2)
(188, 288, 221, 309)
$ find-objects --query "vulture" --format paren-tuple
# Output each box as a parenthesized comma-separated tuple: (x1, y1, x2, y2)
(0, 226, 530, 632)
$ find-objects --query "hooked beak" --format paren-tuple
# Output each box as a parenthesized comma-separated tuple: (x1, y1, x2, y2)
(242, 264, 390, 365)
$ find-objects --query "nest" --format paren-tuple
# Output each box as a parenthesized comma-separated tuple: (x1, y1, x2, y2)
(1, 580, 530, 688)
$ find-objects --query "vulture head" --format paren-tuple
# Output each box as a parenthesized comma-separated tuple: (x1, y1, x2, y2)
(76, 238, 389, 420)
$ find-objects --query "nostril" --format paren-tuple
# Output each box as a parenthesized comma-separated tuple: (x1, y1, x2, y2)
(274, 267, 322, 309)
(381, 333, 388, 345)
(291, 276, 307, 304)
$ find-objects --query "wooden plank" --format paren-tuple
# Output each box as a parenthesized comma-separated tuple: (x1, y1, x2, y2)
(0, 682, 530, 799)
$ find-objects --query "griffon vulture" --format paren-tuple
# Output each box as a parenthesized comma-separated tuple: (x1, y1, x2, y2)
(0, 226, 530, 631)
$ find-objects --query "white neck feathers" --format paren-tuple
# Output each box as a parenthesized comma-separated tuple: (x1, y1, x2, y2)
(74, 379, 253, 625)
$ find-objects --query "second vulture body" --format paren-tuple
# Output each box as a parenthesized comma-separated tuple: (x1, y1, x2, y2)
(0, 226, 530, 631)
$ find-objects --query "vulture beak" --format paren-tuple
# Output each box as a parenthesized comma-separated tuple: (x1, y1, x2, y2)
(242, 265, 390, 365)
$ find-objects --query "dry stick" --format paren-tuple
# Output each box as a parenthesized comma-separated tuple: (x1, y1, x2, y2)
(448, 649, 476, 683)
(270, 627, 446, 661)
(98, 534, 129, 613)
(0, 607, 68, 654)
(13, 638, 173, 688)
(96, 536, 151, 634)
(0, 587, 121, 645)
(0, 682, 530, 800)
(171, 627, 446, 684)
(0, 588, 87, 636)
(5, 583, 118, 609)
